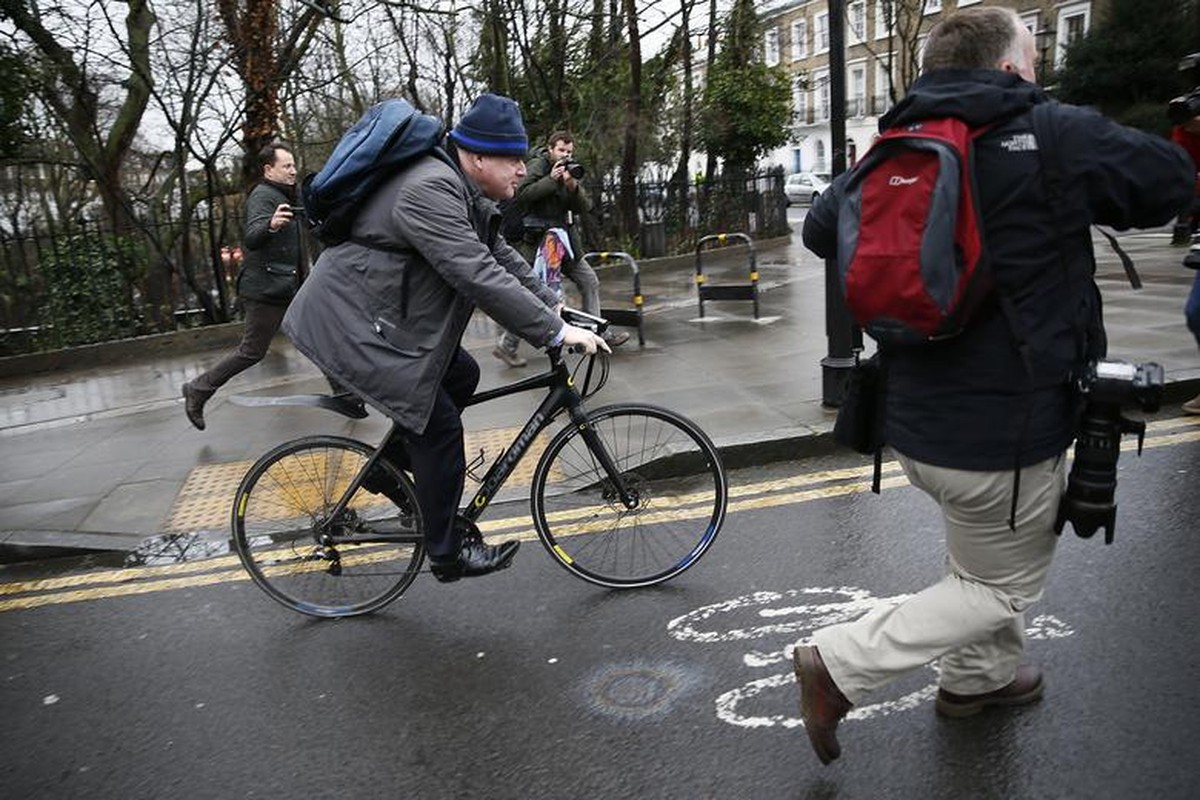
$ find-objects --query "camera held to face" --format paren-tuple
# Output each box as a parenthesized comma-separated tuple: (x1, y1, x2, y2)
(1054, 359, 1164, 544)
(1167, 52, 1200, 125)
(558, 158, 585, 179)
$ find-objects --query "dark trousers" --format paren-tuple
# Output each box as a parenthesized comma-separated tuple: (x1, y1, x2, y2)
(192, 299, 287, 394)
(380, 348, 480, 558)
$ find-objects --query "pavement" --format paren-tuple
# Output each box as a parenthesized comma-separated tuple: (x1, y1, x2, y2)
(2, 225, 1198, 563)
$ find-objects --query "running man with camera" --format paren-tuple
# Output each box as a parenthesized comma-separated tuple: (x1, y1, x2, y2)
(794, 6, 1192, 766)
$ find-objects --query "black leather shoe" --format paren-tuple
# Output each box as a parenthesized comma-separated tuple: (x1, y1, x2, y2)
(328, 391, 369, 419)
(429, 539, 520, 583)
(181, 382, 210, 431)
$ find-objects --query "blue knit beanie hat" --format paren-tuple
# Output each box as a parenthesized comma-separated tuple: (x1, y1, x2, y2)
(449, 94, 529, 156)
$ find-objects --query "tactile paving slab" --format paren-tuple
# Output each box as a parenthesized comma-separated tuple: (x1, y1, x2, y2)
(163, 426, 559, 533)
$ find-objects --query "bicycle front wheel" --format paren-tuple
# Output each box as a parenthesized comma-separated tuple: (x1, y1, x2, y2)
(531, 403, 727, 588)
(232, 436, 424, 618)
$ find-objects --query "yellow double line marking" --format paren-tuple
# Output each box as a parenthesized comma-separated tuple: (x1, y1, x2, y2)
(3, 417, 1197, 614)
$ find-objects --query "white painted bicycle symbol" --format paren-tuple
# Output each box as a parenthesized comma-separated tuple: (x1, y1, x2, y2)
(667, 586, 1075, 729)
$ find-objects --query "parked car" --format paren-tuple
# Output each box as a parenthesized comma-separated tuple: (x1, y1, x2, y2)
(784, 172, 831, 206)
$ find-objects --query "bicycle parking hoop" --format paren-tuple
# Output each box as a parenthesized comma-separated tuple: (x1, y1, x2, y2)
(695, 232, 760, 320)
(583, 251, 646, 347)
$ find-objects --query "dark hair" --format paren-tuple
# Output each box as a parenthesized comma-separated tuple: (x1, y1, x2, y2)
(547, 130, 574, 148)
(922, 7, 1022, 73)
(257, 142, 292, 173)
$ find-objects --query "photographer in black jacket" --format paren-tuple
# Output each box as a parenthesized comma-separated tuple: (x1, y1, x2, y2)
(793, 6, 1192, 766)
(182, 143, 303, 430)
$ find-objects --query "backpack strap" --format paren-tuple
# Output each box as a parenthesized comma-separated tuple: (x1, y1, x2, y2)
(871, 346, 887, 495)
(1024, 102, 1120, 531)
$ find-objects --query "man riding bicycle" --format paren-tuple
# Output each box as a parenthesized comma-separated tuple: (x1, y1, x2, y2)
(282, 94, 609, 583)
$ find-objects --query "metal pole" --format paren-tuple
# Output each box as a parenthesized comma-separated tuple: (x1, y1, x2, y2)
(820, 0, 859, 407)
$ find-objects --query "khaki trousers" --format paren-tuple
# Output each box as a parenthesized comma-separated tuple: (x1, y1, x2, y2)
(813, 452, 1065, 701)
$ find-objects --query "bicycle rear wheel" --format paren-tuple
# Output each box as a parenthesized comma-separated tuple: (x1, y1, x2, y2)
(232, 436, 424, 617)
(531, 403, 727, 587)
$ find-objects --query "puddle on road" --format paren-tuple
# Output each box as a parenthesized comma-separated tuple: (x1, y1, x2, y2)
(123, 532, 232, 567)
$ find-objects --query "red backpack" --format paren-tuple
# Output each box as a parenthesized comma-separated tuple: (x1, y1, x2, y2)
(838, 117, 992, 345)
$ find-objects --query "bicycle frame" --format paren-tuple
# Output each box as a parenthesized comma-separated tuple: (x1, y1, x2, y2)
(461, 348, 634, 523)
(317, 347, 634, 538)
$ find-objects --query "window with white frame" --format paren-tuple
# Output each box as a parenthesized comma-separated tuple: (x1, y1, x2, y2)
(1019, 11, 1040, 35)
(815, 139, 827, 170)
(793, 77, 809, 123)
(875, 62, 893, 115)
(923, 0, 942, 15)
(764, 27, 780, 66)
(849, 64, 867, 117)
(816, 12, 830, 53)
(792, 18, 808, 60)
(875, 0, 893, 41)
(815, 70, 831, 120)
(849, 1, 866, 42)
(957, 0, 981, 6)
(1056, 1, 1091, 67)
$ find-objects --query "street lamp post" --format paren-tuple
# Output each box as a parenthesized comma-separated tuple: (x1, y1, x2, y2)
(1035, 27, 1057, 84)
(820, 0, 860, 407)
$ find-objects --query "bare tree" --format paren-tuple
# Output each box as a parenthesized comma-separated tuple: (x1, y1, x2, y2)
(143, 0, 248, 322)
(868, 0, 928, 102)
(2, 0, 156, 232)
(214, 0, 329, 184)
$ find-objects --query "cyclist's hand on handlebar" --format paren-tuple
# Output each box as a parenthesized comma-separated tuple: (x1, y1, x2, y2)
(560, 324, 611, 354)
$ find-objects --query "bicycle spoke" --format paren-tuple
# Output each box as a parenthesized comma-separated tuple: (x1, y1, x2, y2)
(232, 437, 424, 617)
(533, 404, 726, 587)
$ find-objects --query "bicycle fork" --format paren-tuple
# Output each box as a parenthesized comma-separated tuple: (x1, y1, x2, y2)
(565, 402, 640, 511)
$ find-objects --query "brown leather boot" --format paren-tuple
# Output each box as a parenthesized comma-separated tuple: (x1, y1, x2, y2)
(936, 664, 1044, 718)
(792, 645, 853, 765)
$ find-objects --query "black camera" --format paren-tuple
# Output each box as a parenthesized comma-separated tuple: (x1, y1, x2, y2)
(1054, 359, 1164, 544)
(558, 158, 585, 179)
(1167, 52, 1200, 125)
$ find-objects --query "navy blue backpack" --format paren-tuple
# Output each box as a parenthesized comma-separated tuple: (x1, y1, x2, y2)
(301, 99, 446, 245)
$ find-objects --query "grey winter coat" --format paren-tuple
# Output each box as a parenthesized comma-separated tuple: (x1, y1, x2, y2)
(238, 181, 300, 305)
(282, 152, 564, 435)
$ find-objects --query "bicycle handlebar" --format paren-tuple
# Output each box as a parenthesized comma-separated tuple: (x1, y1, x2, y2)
(560, 306, 609, 334)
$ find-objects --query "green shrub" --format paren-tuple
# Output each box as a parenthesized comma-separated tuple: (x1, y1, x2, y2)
(38, 232, 143, 348)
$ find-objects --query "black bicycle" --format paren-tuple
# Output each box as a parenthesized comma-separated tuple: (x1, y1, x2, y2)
(231, 311, 728, 618)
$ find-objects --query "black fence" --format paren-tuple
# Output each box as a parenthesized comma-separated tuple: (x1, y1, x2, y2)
(0, 172, 788, 357)
(0, 209, 245, 357)
(582, 170, 789, 259)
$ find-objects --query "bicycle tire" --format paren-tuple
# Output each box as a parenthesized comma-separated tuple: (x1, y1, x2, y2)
(531, 403, 727, 587)
(231, 435, 424, 618)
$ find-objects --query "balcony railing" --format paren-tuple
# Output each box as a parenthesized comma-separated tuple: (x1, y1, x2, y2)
(870, 94, 893, 116)
(791, 95, 891, 126)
